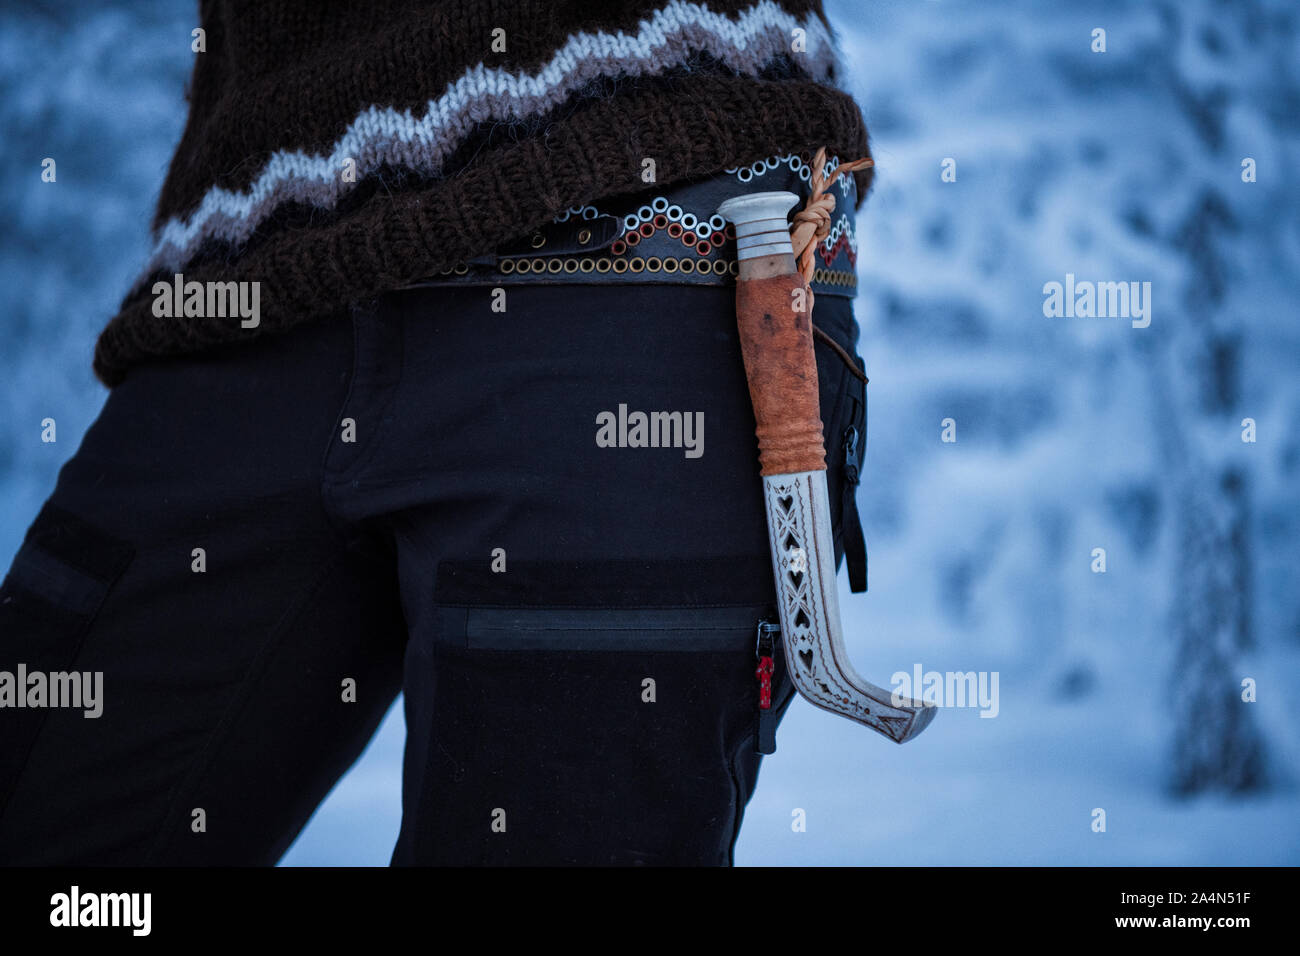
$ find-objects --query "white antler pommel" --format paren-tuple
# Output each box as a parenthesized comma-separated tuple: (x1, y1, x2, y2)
(716, 191, 799, 261)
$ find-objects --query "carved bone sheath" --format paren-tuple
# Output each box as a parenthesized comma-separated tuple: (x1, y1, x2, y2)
(717, 192, 935, 745)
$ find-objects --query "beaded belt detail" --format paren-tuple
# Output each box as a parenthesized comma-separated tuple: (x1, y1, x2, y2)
(403, 152, 861, 298)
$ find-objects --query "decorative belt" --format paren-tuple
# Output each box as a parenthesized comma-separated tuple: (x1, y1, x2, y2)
(402, 152, 860, 299)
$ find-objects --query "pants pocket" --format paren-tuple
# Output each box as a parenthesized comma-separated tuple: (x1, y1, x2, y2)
(397, 566, 785, 866)
(0, 503, 133, 816)
(813, 297, 868, 591)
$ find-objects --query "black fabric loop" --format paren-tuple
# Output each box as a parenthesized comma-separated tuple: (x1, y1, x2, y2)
(841, 362, 868, 594)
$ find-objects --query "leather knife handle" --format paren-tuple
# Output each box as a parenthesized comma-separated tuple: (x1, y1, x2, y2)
(735, 271, 827, 476)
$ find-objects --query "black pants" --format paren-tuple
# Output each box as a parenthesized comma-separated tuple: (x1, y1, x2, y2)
(0, 281, 866, 865)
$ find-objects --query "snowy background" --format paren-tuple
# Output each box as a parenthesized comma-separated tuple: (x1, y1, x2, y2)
(2, 0, 1297, 865)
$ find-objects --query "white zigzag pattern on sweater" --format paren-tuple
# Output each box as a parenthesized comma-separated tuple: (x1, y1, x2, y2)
(143, 0, 839, 277)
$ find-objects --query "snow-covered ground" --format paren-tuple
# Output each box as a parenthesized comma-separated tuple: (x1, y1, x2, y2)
(3, 0, 1297, 866)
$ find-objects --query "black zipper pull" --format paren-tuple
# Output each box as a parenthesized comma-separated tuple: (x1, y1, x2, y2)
(755, 620, 780, 754)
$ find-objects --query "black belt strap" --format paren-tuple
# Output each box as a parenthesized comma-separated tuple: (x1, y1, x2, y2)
(842, 423, 868, 594)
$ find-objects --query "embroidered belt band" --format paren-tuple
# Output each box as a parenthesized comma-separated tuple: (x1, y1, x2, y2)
(403, 152, 860, 298)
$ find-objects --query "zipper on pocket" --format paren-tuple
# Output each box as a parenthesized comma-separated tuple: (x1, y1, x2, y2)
(754, 619, 780, 754)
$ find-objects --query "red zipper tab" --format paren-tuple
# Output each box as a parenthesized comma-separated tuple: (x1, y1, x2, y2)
(755, 656, 774, 709)
(755, 620, 780, 754)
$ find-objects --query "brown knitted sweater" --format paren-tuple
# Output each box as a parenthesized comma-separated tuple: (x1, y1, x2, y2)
(93, 0, 873, 385)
